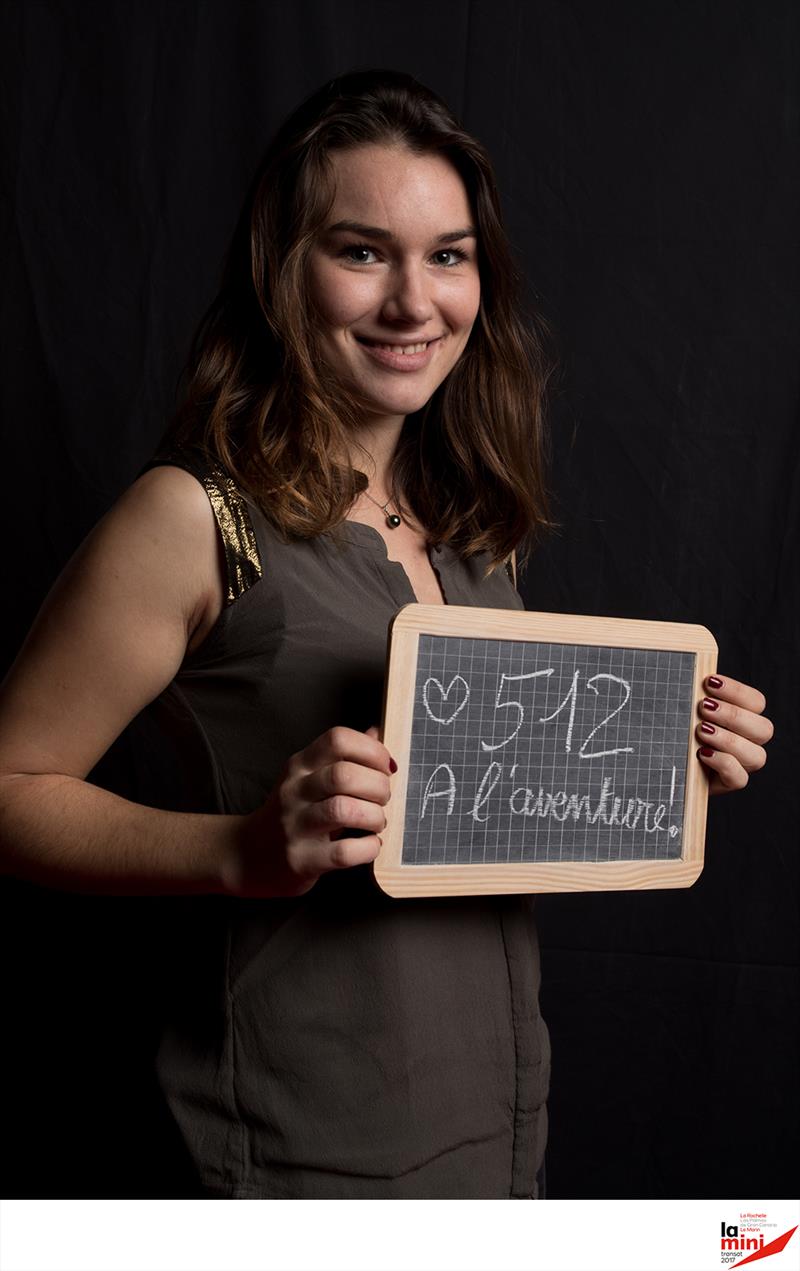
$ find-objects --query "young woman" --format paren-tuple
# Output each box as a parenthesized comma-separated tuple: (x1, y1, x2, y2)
(0, 70, 773, 1199)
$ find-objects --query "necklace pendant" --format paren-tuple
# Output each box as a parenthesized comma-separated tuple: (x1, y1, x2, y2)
(386, 513, 402, 529)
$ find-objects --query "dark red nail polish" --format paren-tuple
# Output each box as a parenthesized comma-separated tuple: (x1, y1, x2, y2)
(708, 676, 724, 690)
(389, 758, 398, 773)
(699, 746, 715, 758)
(702, 698, 719, 712)
(701, 722, 716, 735)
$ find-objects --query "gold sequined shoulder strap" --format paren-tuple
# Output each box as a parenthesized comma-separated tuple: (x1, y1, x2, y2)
(199, 461, 263, 605)
(144, 448, 263, 605)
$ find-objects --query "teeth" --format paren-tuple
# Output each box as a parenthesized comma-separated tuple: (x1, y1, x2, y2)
(372, 342, 428, 354)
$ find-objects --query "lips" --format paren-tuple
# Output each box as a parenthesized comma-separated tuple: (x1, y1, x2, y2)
(355, 335, 442, 372)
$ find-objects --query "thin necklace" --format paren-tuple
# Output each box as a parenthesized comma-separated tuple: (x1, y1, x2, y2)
(361, 487, 403, 529)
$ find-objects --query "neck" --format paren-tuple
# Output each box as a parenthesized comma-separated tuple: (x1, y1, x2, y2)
(346, 413, 405, 496)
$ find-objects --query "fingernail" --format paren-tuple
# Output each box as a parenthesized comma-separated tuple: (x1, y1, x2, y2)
(708, 676, 724, 689)
(700, 722, 716, 735)
(699, 746, 715, 758)
(389, 758, 398, 773)
(702, 698, 719, 712)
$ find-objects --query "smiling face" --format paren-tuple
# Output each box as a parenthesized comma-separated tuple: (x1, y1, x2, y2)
(306, 144, 482, 435)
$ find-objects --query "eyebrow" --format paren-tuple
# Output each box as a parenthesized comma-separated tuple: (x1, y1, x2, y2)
(326, 220, 477, 245)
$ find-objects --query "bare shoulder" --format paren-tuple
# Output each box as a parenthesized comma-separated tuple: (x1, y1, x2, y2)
(0, 464, 224, 780)
(115, 462, 217, 549)
(86, 463, 225, 649)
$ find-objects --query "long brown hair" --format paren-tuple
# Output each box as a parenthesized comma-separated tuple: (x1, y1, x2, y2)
(161, 69, 554, 574)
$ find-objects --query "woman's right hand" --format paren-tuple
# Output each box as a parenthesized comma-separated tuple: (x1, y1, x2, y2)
(225, 725, 394, 898)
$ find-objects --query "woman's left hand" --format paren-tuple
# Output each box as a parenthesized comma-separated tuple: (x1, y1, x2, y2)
(696, 674, 774, 796)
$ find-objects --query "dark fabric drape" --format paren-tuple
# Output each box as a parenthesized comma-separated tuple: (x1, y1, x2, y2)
(1, 0, 796, 1198)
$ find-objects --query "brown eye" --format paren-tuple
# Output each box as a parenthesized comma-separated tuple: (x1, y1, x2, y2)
(432, 248, 469, 267)
(339, 244, 379, 264)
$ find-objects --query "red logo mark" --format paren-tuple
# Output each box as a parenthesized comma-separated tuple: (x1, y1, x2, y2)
(730, 1225, 798, 1269)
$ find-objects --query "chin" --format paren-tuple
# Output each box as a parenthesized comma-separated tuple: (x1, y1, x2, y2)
(372, 402, 432, 423)
(365, 380, 448, 416)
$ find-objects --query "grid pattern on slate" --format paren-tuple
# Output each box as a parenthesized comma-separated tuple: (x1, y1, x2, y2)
(402, 636, 696, 865)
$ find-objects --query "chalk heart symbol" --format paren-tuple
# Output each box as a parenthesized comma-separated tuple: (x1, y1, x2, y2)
(423, 674, 470, 726)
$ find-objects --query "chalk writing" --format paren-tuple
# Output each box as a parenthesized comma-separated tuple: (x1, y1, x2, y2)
(479, 669, 553, 751)
(579, 674, 634, 759)
(418, 760, 680, 838)
(405, 637, 695, 865)
(473, 760, 504, 824)
(421, 763, 457, 817)
(536, 667, 579, 751)
(447, 664, 636, 760)
(422, 674, 470, 726)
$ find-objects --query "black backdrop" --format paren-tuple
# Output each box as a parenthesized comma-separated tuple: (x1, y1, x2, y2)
(1, 0, 797, 1199)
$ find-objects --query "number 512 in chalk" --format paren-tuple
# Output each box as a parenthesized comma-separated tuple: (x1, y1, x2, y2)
(376, 605, 718, 898)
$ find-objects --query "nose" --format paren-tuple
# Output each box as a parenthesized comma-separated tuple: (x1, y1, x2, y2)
(380, 262, 435, 325)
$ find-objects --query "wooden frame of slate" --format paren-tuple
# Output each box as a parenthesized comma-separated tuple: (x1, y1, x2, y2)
(375, 604, 718, 897)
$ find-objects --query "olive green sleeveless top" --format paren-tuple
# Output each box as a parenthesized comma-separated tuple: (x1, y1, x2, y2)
(132, 449, 550, 1199)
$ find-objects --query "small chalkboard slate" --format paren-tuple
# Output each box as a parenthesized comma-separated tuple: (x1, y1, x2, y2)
(375, 605, 717, 897)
